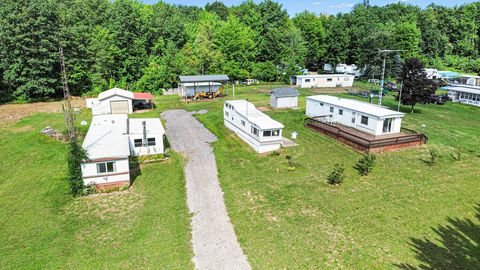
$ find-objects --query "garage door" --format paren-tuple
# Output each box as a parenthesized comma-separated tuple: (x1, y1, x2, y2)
(110, 100, 129, 114)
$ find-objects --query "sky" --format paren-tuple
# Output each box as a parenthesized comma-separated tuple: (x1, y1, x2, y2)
(141, 0, 478, 16)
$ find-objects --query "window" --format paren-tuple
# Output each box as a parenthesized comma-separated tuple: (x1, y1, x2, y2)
(330, 106, 334, 113)
(320, 103, 324, 106)
(263, 130, 271, 137)
(327, 78, 333, 82)
(351, 112, 356, 123)
(361, 115, 369, 125)
(134, 139, 142, 147)
(147, 138, 156, 146)
(241, 120, 246, 126)
(251, 126, 259, 137)
(225, 111, 229, 117)
(97, 161, 115, 174)
(339, 109, 343, 115)
(305, 79, 311, 82)
(382, 118, 393, 133)
(272, 129, 279, 136)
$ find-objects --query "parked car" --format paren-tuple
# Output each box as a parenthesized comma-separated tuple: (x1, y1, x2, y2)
(427, 94, 450, 105)
(384, 82, 398, 91)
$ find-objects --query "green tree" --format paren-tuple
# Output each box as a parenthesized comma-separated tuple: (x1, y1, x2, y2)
(393, 22, 421, 59)
(323, 16, 350, 68)
(292, 11, 326, 69)
(67, 137, 87, 196)
(205, 1, 229, 20)
(397, 58, 437, 113)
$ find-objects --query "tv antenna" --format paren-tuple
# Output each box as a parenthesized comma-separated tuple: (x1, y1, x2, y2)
(378, 49, 404, 106)
(60, 46, 76, 141)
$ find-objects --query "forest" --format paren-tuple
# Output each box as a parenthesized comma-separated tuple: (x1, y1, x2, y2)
(0, 0, 479, 103)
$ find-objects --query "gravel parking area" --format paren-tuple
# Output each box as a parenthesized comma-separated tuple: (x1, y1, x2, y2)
(162, 109, 251, 270)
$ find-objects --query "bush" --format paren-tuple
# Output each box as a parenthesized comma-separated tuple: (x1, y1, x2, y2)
(428, 147, 439, 164)
(354, 153, 376, 176)
(67, 138, 87, 195)
(327, 163, 345, 185)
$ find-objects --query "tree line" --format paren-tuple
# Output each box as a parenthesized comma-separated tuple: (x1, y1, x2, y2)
(0, 0, 479, 103)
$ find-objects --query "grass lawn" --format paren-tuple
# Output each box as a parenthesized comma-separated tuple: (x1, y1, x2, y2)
(0, 111, 193, 269)
(190, 85, 480, 269)
(1, 84, 479, 269)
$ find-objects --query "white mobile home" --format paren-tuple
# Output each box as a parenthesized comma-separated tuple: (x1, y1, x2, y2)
(87, 88, 154, 115)
(224, 100, 284, 153)
(444, 85, 480, 107)
(291, 74, 355, 88)
(269, 88, 299, 108)
(306, 95, 405, 136)
(81, 114, 165, 188)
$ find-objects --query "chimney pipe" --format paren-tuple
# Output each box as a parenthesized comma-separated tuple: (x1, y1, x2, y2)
(142, 121, 147, 147)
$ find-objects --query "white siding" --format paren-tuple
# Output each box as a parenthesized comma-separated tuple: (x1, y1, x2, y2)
(128, 134, 164, 156)
(93, 95, 133, 115)
(272, 96, 298, 108)
(81, 158, 130, 185)
(298, 75, 354, 88)
(306, 99, 403, 136)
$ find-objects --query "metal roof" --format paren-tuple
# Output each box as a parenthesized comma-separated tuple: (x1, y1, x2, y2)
(98, 88, 134, 101)
(179, 74, 230, 83)
(443, 85, 480, 95)
(307, 95, 405, 118)
(270, 88, 299, 97)
(225, 100, 284, 129)
(129, 118, 165, 134)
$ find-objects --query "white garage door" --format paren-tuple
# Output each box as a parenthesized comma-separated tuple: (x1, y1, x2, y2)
(110, 100, 129, 114)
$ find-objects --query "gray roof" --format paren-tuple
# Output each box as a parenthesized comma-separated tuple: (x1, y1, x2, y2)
(179, 74, 230, 83)
(269, 88, 299, 97)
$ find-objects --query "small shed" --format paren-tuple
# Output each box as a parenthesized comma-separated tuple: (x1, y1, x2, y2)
(269, 88, 299, 108)
(88, 88, 154, 115)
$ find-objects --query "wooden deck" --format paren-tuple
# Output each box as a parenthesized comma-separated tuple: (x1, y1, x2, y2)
(305, 118, 427, 152)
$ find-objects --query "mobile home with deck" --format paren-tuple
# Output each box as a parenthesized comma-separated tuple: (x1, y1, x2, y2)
(306, 95, 405, 136)
(224, 100, 284, 153)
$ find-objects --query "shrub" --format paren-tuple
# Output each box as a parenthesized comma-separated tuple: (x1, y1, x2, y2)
(428, 147, 439, 164)
(285, 155, 292, 167)
(269, 151, 280, 156)
(67, 138, 87, 196)
(354, 153, 376, 176)
(327, 163, 345, 185)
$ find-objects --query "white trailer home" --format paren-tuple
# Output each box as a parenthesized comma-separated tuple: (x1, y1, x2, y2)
(81, 114, 165, 188)
(87, 88, 154, 115)
(291, 74, 355, 88)
(269, 88, 299, 108)
(306, 95, 405, 136)
(444, 85, 480, 107)
(224, 100, 284, 153)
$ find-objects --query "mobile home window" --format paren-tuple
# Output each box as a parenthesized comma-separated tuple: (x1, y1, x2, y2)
(147, 138, 156, 146)
(251, 126, 259, 137)
(225, 111, 229, 117)
(272, 129, 279, 136)
(361, 115, 369, 125)
(241, 120, 246, 126)
(330, 106, 334, 113)
(263, 130, 271, 137)
(339, 109, 343, 115)
(305, 79, 311, 82)
(327, 78, 333, 82)
(134, 139, 142, 147)
(97, 161, 115, 174)
(320, 103, 324, 106)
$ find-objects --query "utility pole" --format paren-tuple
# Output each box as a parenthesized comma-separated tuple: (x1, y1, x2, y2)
(60, 46, 76, 141)
(397, 82, 403, 112)
(378, 49, 404, 107)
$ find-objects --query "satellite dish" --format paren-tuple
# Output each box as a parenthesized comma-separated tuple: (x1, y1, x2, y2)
(80, 120, 88, 126)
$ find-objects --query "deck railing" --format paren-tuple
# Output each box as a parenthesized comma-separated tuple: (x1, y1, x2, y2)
(305, 117, 427, 150)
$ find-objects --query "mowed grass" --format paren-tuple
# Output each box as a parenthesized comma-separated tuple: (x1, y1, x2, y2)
(0, 112, 193, 269)
(190, 84, 480, 269)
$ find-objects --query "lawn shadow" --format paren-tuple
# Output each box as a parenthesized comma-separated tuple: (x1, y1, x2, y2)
(395, 204, 480, 270)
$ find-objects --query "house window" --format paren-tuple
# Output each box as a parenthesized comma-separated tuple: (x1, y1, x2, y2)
(320, 103, 324, 106)
(97, 161, 116, 174)
(147, 138, 156, 146)
(361, 115, 369, 125)
(251, 126, 259, 137)
(351, 112, 356, 123)
(241, 120, 246, 126)
(305, 79, 311, 82)
(339, 109, 343, 115)
(272, 129, 279, 136)
(330, 106, 334, 113)
(225, 111, 229, 117)
(327, 78, 333, 82)
(263, 130, 271, 137)
(134, 139, 142, 147)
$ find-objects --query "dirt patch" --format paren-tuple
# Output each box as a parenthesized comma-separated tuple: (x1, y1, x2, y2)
(256, 106, 270, 112)
(0, 97, 84, 126)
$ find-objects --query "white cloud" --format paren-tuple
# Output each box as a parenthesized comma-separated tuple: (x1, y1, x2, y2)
(312, 1, 325, 5)
(327, 3, 355, 9)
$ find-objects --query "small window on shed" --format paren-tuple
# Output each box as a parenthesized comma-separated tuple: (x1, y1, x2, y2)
(134, 139, 142, 147)
(361, 115, 369, 125)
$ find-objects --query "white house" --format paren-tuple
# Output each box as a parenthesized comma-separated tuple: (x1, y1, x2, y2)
(87, 88, 154, 115)
(81, 114, 165, 188)
(306, 95, 405, 136)
(224, 100, 284, 153)
(291, 74, 355, 88)
(444, 85, 480, 107)
(269, 88, 299, 108)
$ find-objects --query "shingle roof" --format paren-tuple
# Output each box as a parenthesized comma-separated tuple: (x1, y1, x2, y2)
(270, 88, 299, 97)
(179, 74, 230, 83)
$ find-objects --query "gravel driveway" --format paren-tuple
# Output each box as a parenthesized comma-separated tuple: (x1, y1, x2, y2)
(162, 109, 251, 270)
